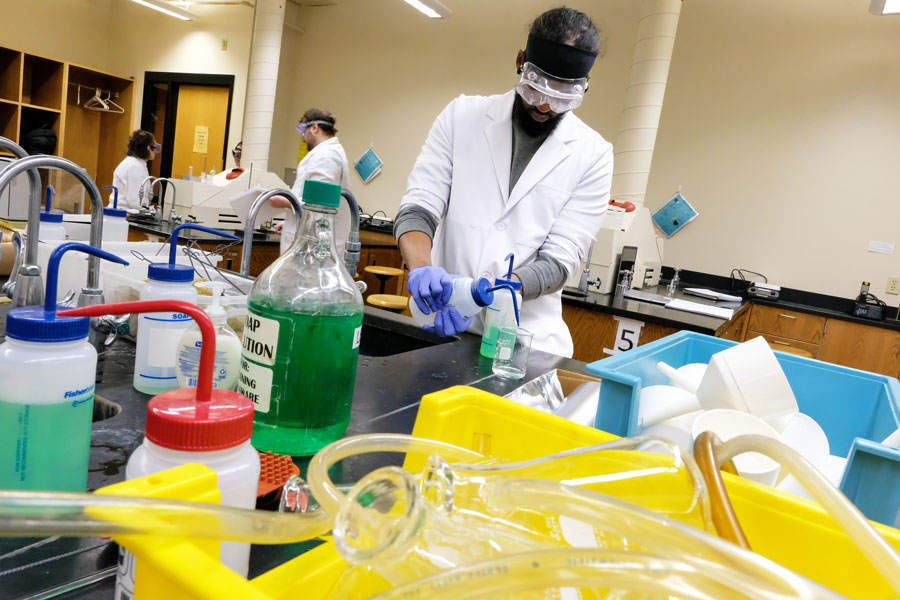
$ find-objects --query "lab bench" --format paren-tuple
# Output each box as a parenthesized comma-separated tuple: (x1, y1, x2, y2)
(0, 304, 586, 599)
(562, 268, 900, 378)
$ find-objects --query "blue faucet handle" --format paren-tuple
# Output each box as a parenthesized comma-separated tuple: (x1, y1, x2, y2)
(168, 223, 241, 266)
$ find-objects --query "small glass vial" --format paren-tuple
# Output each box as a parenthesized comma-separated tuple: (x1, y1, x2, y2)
(667, 268, 681, 297)
(615, 270, 632, 299)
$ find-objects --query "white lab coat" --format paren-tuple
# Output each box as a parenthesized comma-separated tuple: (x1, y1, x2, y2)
(283, 137, 351, 255)
(111, 155, 150, 211)
(400, 90, 613, 357)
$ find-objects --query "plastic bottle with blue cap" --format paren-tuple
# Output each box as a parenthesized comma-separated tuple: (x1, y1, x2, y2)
(480, 253, 523, 359)
(101, 184, 129, 242)
(409, 276, 495, 329)
(0, 243, 128, 491)
(133, 223, 240, 395)
(38, 184, 67, 242)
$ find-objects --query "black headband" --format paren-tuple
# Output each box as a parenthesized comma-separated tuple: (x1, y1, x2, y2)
(524, 33, 597, 80)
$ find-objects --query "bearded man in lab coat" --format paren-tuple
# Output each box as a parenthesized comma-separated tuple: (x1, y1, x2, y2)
(272, 108, 351, 255)
(394, 7, 613, 358)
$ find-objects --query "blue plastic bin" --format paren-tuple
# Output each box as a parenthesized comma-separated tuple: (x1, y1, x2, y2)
(585, 331, 900, 457)
(839, 438, 900, 527)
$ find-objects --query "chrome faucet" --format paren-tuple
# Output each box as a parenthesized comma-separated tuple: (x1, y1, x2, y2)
(340, 189, 362, 278)
(0, 137, 44, 307)
(0, 155, 112, 379)
(159, 178, 180, 225)
(239, 188, 363, 282)
(240, 189, 302, 278)
(138, 175, 156, 208)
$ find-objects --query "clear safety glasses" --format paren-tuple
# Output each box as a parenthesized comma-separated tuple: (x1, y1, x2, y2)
(150, 142, 162, 153)
(515, 61, 587, 113)
(296, 120, 332, 136)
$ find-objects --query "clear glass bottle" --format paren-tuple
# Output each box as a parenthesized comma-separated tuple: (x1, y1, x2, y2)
(239, 180, 364, 456)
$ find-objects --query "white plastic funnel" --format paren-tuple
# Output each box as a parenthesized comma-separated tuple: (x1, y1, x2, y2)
(695, 337, 798, 430)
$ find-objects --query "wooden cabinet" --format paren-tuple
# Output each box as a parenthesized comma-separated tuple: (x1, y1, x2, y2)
(716, 305, 750, 342)
(0, 45, 134, 214)
(746, 305, 826, 344)
(562, 304, 679, 363)
(745, 304, 825, 358)
(819, 318, 900, 377)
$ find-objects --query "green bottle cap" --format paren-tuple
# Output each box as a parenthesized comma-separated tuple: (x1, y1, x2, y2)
(303, 180, 341, 208)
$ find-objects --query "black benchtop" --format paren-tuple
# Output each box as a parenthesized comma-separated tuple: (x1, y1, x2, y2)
(0, 306, 586, 599)
(126, 216, 281, 246)
(563, 267, 900, 334)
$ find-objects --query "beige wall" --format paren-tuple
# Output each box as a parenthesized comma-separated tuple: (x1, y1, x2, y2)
(0, 0, 112, 68)
(270, 0, 638, 214)
(106, 2, 255, 166)
(646, 0, 900, 304)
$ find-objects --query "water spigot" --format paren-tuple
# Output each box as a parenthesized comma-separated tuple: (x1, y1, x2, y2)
(241, 189, 302, 277)
(0, 137, 44, 307)
(341, 188, 361, 277)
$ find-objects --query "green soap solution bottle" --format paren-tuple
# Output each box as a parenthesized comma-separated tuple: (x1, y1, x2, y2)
(238, 181, 364, 456)
(242, 299, 362, 456)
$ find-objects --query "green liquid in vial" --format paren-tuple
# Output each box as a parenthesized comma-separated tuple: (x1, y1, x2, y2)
(0, 398, 93, 491)
(242, 299, 363, 456)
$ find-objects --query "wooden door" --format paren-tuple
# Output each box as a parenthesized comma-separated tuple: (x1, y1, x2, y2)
(170, 84, 229, 180)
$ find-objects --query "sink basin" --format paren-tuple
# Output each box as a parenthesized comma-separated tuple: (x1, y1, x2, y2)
(359, 308, 457, 357)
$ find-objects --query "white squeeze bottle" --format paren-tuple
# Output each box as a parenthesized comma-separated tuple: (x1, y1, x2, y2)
(0, 243, 127, 491)
(101, 185, 129, 242)
(87, 299, 260, 598)
(133, 223, 239, 394)
(38, 184, 67, 242)
(409, 276, 495, 329)
(480, 253, 523, 359)
(176, 281, 241, 390)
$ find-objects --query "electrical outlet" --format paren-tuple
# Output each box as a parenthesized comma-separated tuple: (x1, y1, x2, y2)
(887, 277, 900, 296)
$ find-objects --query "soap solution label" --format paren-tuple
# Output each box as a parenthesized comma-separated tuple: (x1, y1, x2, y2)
(238, 356, 273, 413)
(242, 312, 280, 366)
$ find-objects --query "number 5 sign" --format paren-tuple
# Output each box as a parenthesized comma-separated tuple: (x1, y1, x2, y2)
(602, 316, 645, 356)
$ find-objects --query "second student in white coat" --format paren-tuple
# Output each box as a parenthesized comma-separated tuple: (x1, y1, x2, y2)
(272, 108, 351, 255)
(394, 7, 613, 358)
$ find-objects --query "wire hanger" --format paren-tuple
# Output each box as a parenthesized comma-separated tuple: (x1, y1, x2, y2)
(102, 89, 125, 114)
(83, 88, 109, 112)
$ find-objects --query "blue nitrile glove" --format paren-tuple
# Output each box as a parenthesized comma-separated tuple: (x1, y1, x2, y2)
(408, 265, 454, 314)
(426, 307, 473, 337)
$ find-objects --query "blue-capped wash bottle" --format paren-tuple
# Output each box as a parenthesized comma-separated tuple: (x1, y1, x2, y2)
(0, 243, 128, 491)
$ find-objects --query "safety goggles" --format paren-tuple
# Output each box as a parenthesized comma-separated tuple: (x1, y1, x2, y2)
(150, 142, 162, 153)
(296, 120, 332, 136)
(515, 61, 587, 113)
(232, 145, 242, 160)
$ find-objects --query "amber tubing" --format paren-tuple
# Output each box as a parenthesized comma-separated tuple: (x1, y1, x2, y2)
(693, 431, 751, 550)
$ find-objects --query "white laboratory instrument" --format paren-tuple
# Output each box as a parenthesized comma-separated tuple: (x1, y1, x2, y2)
(568, 205, 664, 295)
(168, 171, 288, 229)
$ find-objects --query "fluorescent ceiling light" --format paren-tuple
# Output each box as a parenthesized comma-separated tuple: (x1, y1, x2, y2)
(130, 0, 198, 20)
(870, 0, 900, 15)
(402, 0, 451, 19)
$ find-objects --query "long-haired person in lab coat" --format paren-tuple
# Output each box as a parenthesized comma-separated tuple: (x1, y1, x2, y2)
(271, 108, 351, 255)
(394, 7, 613, 358)
(111, 129, 160, 212)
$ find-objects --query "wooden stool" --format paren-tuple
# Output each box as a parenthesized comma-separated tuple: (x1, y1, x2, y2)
(364, 265, 405, 294)
(366, 293, 408, 313)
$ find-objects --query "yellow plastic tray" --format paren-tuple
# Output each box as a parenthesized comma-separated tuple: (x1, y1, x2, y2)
(103, 385, 900, 600)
